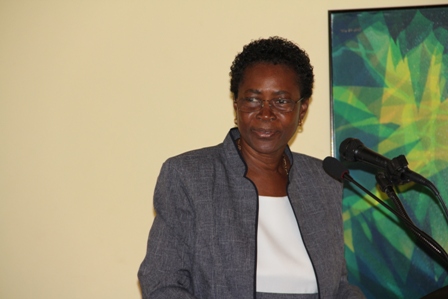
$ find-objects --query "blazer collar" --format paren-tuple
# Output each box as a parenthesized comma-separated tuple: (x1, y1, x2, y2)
(226, 127, 294, 171)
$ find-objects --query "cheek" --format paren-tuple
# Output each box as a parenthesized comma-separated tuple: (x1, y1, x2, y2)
(236, 110, 253, 124)
(282, 113, 300, 129)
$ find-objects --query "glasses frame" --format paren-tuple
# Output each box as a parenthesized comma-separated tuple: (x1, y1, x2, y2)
(235, 97, 304, 113)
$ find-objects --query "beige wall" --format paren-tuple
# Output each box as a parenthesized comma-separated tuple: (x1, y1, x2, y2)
(1, 0, 446, 298)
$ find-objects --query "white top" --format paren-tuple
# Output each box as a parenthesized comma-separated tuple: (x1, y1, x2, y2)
(256, 196, 318, 294)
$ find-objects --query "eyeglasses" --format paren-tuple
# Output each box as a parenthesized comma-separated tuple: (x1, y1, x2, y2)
(235, 97, 304, 113)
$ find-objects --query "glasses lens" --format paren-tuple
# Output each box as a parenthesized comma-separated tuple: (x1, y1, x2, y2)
(237, 98, 301, 113)
(238, 98, 261, 112)
(272, 99, 295, 112)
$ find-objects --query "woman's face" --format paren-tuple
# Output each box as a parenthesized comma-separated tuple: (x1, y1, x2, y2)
(234, 62, 308, 155)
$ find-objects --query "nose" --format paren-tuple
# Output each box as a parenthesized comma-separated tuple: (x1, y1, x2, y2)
(257, 100, 276, 120)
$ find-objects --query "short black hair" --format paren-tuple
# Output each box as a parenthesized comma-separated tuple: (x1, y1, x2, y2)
(230, 36, 314, 100)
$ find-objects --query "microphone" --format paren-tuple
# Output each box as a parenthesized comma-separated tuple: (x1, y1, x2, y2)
(339, 138, 437, 192)
(339, 138, 448, 223)
(339, 138, 388, 168)
(322, 156, 349, 181)
(322, 156, 448, 269)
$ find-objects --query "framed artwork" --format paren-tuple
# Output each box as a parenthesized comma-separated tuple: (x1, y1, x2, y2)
(329, 5, 448, 298)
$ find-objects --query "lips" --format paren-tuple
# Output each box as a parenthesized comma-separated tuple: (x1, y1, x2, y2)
(252, 128, 278, 138)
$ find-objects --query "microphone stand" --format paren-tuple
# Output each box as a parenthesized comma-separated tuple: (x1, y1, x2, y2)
(376, 172, 414, 224)
(342, 173, 448, 271)
(386, 155, 448, 223)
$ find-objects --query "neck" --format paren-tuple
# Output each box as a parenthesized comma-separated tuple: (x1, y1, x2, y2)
(237, 139, 289, 176)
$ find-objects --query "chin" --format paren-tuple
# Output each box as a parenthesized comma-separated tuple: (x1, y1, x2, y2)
(249, 141, 283, 154)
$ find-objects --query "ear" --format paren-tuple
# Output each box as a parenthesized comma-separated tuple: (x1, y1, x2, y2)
(299, 98, 309, 121)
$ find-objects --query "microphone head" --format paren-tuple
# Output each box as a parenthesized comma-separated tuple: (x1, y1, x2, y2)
(322, 156, 349, 181)
(339, 138, 364, 162)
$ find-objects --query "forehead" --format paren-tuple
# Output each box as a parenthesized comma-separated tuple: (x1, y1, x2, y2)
(239, 63, 300, 92)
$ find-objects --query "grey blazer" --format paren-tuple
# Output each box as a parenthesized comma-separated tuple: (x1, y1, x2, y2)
(138, 128, 364, 299)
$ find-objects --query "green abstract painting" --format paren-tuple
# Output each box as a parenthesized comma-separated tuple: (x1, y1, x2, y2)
(329, 5, 448, 298)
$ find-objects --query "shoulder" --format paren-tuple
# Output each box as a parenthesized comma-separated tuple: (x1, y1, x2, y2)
(161, 144, 224, 176)
(161, 128, 243, 177)
(291, 152, 324, 174)
(291, 152, 321, 165)
(290, 152, 342, 189)
(169, 144, 223, 164)
(153, 145, 226, 210)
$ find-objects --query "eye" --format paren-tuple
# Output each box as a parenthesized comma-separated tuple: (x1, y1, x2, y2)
(274, 98, 293, 105)
(244, 97, 259, 103)
(242, 97, 261, 105)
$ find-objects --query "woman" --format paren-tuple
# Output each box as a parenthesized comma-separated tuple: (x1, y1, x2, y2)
(138, 37, 364, 299)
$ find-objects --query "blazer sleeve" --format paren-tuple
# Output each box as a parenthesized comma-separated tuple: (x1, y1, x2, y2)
(315, 161, 366, 299)
(336, 260, 366, 299)
(331, 180, 365, 299)
(138, 159, 198, 299)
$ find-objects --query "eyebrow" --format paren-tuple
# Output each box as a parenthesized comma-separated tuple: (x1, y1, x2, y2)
(273, 91, 290, 96)
(243, 89, 291, 96)
(244, 89, 262, 94)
